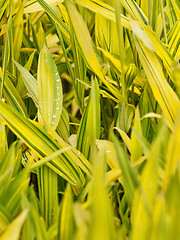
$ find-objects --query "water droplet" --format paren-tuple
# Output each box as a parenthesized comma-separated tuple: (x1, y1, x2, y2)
(52, 122, 54, 125)
(57, 93, 60, 95)
(48, 113, 50, 116)
(77, 151, 81, 155)
(71, 63, 75, 68)
(57, 98, 60, 100)
(55, 72, 58, 76)
(57, 87, 60, 89)
(45, 59, 48, 62)
(56, 107, 59, 110)
(56, 79, 60, 82)
(41, 101, 43, 103)
(52, 114, 56, 118)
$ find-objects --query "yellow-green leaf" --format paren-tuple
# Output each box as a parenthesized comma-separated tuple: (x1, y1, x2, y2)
(38, 44, 63, 130)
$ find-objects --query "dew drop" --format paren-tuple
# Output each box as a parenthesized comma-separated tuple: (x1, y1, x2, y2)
(45, 59, 48, 62)
(57, 87, 60, 89)
(52, 122, 54, 125)
(56, 79, 60, 82)
(55, 72, 58, 76)
(52, 114, 56, 118)
(57, 98, 60, 100)
(57, 93, 60, 95)
(56, 107, 59, 110)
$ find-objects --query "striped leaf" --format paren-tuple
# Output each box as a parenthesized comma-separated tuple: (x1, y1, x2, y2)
(131, 21, 180, 126)
(0, 101, 85, 189)
(65, 0, 104, 80)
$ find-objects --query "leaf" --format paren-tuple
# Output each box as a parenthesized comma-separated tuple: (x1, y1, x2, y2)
(24, 0, 63, 13)
(65, 0, 104, 80)
(12, 4, 24, 61)
(13, 60, 39, 106)
(112, 134, 138, 205)
(130, 107, 143, 162)
(36, 0, 70, 43)
(0, 101, 86, 188)
(131, 21, 180, 126)
(88, 148, 115, 240)
(1, 15, 12, 98)
(38, 44, 63, 130)
(77, 78, 100, 160)
(168, 19, 180, 59)
(0, 71, 28, 117)
(131, 124, 167, 240)
(73, 0, 131, 30)
(58, 184, 75, 240)
(0, 209, 29, 240)
(0, 119, 8, 160)
(120, 0, 148, 25)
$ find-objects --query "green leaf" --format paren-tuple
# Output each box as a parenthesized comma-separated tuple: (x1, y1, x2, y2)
(38, 44, 63, 130)
(0, 101, 86, 188)
(132, 21, 180, 126)
(112, 133, 138, 205)
(0, 209, 29, 240)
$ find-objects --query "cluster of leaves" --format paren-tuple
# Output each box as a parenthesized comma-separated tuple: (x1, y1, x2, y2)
(0, 0, 180, 239)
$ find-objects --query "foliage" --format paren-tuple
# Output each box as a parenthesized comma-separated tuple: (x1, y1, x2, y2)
(0, 0, 180, 239)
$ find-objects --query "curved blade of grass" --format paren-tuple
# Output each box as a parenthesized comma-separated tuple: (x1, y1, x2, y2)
(0, 101, 85, 189)
(30, 146, 73, 171)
